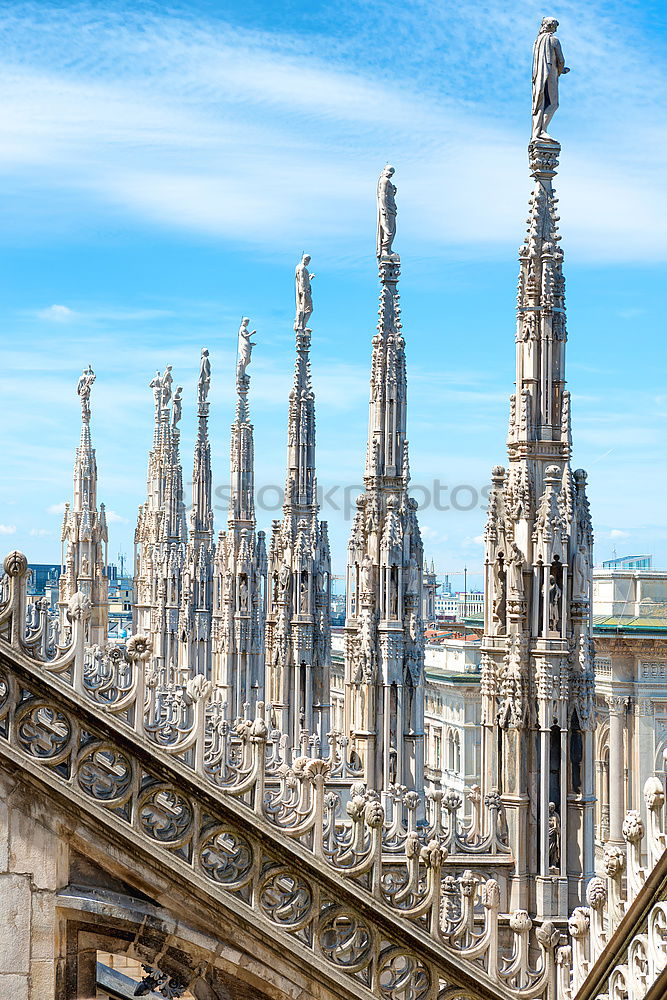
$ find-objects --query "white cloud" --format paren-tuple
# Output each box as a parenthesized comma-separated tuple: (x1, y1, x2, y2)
(609, 529, 631, 540)
(105, 510, 128, 524)
(47, 501, 67, 515)
(37, 304, 76, 323)
(29, 528, 51, 536)
(0, 525, 17, 535)
(0, 3, 661, 262)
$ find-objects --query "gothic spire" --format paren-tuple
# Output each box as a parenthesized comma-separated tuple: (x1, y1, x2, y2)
(265, 257, 331, 751)
(285, 254, 317, 519)
(59, 365, 108, 645)
(230, 320, 256, 526)
(344, 166, 425, 797)
(480, 20, 594, 922)
(190, 349, 213, 541)
(212, 320, 266, 715)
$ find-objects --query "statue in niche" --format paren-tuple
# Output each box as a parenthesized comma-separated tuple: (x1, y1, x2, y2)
(239, 576, 249, 612)
(279, 564, 291, 597)
(81, 554, 90, 577)
(300, 574, 309, 612)
(406, 556, 419, 596)
(390, 567, 399, 618)
(548, 801, 561, 869)
(237, 319, 256, 379)
(532, 17, 569, 142)
(493, 554, 506, 633)
(77, 365, 96, 421)
(548, 573, 562, 631)
(172, 386, 183, 427)
(198, 349, 211, 405)
(294, 254, 315, 331)
(360, 554, 373, 593)
(572, 547, 588, 600)
(508, 542, 525, 598)
(376, 164, 398, 258)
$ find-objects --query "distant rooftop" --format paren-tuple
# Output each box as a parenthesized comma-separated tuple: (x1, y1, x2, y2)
(602, 554, 652, 571)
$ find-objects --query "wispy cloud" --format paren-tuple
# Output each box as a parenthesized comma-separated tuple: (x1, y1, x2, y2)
(38, 304, 76, 322)
(0, 525, 17, 535)
(0, 2, 662, 261)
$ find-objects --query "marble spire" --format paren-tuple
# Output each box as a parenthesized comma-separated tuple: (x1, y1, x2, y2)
(265, 257, 331, 752)
(343, 167, 425, 796)
(59, 365, 109, 644)
(179, 350, 215, 676)
(212, 322, 267, 717)
(480, 24, 594, 921)
(134, 365, 187, 674)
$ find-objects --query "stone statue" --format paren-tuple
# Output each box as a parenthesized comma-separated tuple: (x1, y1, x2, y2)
(376, 165, 397, 258)
(198, 349, 211, 405)
(239, 577, 249, 612)
(294, 254, 314, 331)
(572, 548, 588, 599)
(548, 573, 562, 631)
(161, 366, 173, 408)
(149, 371, 162, 407)
(532, 17, 569, 142)
(508, 542, 525, 598)
(237, 318, 256, 378)
(406, 556, 419, 596)
(548, 801, 561, 869)
(77, 365, 96, 422)
(493, 556, 507, 633)
(360, 554, 373, 593)
(172, 386, 183, 427)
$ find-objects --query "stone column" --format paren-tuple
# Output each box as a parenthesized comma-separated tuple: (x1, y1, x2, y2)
(607, 696, 627, 843)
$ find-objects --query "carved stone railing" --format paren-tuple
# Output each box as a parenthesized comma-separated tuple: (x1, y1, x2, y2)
(5, 553, 667, 999)
(0, 554, 507, 863)
(565, 777, 667, 1000)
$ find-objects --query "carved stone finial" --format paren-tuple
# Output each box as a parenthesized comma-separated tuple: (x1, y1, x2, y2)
(3, 550, 28, 578)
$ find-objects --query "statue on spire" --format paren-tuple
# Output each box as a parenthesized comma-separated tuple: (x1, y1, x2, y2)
(237, 318, 256, 379)
(531, 17, 569, 142)
(294, 254, 314, 331)
(77, 365, 96, 422)
(197, 349, 211, 405)
(172, 386, 183, 427)
(376, 164, 398, 259)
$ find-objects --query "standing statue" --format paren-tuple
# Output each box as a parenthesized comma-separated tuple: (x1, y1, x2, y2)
(198, 349, 211, 405)
(507, 542, 525, 598)
(572, 547, 589, 600)
(548, 573, 562, 631)
(360, 554, 373, 593)
(161, 365, 173, 408)
(172, 386, 183, 427)
(77, 365, 96, 422)
(294, 254, 315, 331)
(532, 17, 569, 142)
(237, 318, 256, 378)
(149, 370, 162, 408)
(548, 801, 561, 869)
(406, 555, 419, 596)
(376, 165, 397, 258)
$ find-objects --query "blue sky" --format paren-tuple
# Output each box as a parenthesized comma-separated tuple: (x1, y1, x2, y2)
(0, 0, 666, 589)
